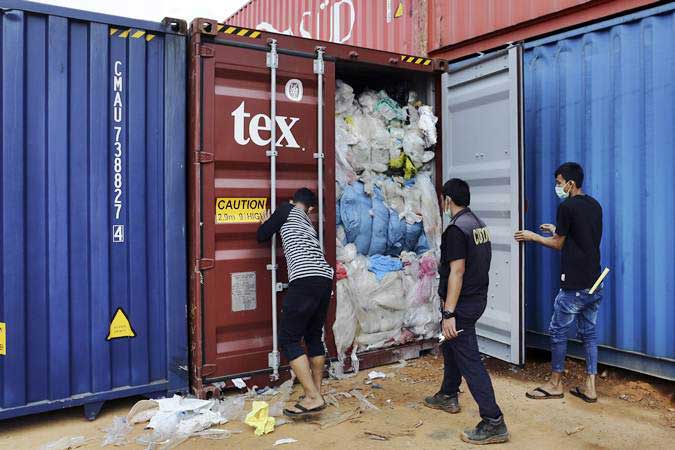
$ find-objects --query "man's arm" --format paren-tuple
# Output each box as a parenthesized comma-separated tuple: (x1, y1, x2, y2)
(514, 230, 566, 251)
(256, 203, 292, 243)
(445, 259, 465, 312)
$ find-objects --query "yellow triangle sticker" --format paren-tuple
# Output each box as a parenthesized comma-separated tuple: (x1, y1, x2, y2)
(107, 308, 136, 340)
(395, 2, 404, 18)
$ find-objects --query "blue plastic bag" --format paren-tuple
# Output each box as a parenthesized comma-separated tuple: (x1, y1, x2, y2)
(340, 182, 372, 255)
(368, 255, 403, 281)
(386, 210, 406, 256)
(404, 221, 424, 252)
(368, 186, 389, 256)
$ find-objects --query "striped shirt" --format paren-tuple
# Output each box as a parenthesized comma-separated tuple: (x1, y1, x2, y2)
(256, 203, 334, 282)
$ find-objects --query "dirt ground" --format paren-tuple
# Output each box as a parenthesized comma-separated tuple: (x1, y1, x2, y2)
(1, 351, 673, 450)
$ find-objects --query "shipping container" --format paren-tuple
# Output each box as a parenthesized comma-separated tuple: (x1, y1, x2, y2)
(226, 0, 428, 56)
(523, 3, 675, 380)
(429, 0, 660, 60)
(0, 1, 188, 420)
(188, 18, 526, 395)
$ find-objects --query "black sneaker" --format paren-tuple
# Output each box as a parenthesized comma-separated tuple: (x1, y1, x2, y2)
(461, 417, 510, 445)
(423, 391, 460, 413)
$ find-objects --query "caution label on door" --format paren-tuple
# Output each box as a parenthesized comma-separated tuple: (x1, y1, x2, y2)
(216, 197, 267, 224)
(107, 308, 136, 340)
(0, 322, 6, 355)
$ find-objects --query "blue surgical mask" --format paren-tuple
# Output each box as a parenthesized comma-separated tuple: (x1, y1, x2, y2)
(555, 184, 569, 199)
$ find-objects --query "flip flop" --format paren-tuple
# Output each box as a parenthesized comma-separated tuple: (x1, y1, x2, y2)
(525, 387, 564, 400)
(569, 387, 597, 403)
(283, 402, 327, 418)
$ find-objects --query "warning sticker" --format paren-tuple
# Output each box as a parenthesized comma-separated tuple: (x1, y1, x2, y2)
(107, 307, 136, 340)
(231, 272, 257, 312)
(0, 322, 5, 355)
(216, 197, 267, 224)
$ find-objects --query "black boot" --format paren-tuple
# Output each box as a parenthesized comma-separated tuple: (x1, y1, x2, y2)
(460, 417, 510, 445)
(423, 391, 460, 413)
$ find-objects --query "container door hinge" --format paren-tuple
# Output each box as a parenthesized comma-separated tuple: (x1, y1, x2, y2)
(196, 152, 214, 164)
(197, 258, 215, 271)
(196, 44, 215, 58)
(197, 364, 216, 378)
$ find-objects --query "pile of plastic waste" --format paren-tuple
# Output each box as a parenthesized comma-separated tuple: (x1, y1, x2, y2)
(334, 80, 442, 373)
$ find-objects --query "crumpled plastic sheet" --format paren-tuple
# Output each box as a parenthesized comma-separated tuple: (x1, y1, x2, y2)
(415, 173, 443, 257)
(333, 278, 357, 361)
(335, 80, 357, 115)
(367, 255, 403, 281)
(402, 129, 426, 167)
(39, 436, 89, 450)
(102, 416, 133, 447)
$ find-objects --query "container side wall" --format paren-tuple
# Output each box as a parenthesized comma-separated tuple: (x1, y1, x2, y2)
(524, 8, 675, 377)
(0, 5, 188, 419)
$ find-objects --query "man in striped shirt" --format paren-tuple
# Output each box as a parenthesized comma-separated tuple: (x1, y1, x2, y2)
(257, 188, 334, 417)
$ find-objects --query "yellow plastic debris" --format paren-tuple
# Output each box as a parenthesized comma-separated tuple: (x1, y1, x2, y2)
(344, 115, 354, 126)
(245, 401, 276, 436)
(388, 152, 417, 180)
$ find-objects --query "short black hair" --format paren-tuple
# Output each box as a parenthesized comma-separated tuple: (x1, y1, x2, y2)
(293, 188, 317, 207)
(555, 162, 584, 188)
(442, 178, 470, 207)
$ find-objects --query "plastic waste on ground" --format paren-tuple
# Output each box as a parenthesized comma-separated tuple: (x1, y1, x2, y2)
(39, 436, 89, 450)
(102, 416, 133, 447)
(244, 401, 276, 436)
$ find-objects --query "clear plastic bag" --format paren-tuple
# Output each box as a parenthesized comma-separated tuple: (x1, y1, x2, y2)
(333, 278, 357, 358)
(418, 105, 438, 147)
(102, 416, 133, 447)
(39, 436, 89, 450)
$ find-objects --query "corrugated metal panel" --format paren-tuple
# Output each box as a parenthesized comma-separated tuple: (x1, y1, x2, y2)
(429, 0, 659, 61)
(226, 0, 427, 56)
(523, 5, 675, 378)
(0, 1, 188, 419)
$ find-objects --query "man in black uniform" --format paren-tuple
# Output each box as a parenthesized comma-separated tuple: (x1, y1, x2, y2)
(515, 162, 603, 403)
(424, 179, 509, 445)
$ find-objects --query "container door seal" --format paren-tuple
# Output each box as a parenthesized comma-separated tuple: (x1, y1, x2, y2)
(441, 47, 525, 365)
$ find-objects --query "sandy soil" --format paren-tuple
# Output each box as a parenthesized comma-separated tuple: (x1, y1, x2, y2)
(1, 352, 673, 450)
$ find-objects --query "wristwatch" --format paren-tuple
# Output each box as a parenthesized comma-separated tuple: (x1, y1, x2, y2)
(442, 310, 456, 320)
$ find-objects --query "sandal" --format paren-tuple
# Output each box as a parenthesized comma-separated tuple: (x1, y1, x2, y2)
(525, 387, 564, 400)
(283, 402, 327, 418)
(569, 387, 597, 403)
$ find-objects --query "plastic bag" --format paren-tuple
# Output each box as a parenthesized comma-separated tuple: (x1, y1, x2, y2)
(368, 187, 389, 255)
(214, 395, 247, 422)
(102, 416, 133, 447)
(418, 105, 438, 147)
(335, 80, 357, 115)
(357, 89, 379, 115)
(340, 182, 373, 255)
(415, 173, 442, 257)
(402, 129, 426, 167)
(374, 91, 406, 122)
(333, 278, 357, 359)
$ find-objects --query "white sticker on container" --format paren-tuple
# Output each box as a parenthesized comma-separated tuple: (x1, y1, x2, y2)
(231, 272, 257, 312)
(285, 79, 303, 102)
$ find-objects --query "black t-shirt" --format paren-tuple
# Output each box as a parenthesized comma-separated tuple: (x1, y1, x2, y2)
(555, 194, 603, 290)
(438, 225, 467, 300)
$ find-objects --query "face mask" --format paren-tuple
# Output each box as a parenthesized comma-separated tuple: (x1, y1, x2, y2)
(555, 184, 569, 199)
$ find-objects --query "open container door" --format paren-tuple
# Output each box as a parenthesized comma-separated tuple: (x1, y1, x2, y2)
(441, 47, 525, 364)
(189, 19, 336, 394)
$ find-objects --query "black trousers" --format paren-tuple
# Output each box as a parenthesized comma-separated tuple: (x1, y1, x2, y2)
(440, 297, 503, 420)
(278, 276, 332, 362)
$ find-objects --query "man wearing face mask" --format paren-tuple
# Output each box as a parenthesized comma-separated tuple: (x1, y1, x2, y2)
(515, 162, 603, 404)
(424, 178, 509, 445)
(257, 188, 334, 418)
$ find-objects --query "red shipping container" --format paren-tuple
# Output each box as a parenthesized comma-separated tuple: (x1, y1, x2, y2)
(188, 18, 526, 395)
(226, 0, 428, 55)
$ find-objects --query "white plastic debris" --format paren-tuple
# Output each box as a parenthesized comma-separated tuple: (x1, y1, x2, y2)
(274, 438, 299, 446)
(350, 390, 379, 411)
(102, 416, 133, 447)
(39, 436, 89, 450)
(232, 378, 247, 389)
(368, 371, 387, 380)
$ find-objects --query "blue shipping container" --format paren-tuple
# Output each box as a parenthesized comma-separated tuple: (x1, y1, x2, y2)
(524, 3, 675, 380)
(0, 1, 188, 419)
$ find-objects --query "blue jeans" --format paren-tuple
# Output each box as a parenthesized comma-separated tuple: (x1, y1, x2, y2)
(549, 288, 602, 374)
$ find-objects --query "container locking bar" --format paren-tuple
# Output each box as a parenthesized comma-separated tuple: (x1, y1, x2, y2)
(314, 46, 326, 250)
(267, 39, 281, 381)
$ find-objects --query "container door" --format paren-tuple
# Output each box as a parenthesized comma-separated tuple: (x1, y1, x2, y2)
(196, 37, 336, 381)
(441, 47, 524, 364)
